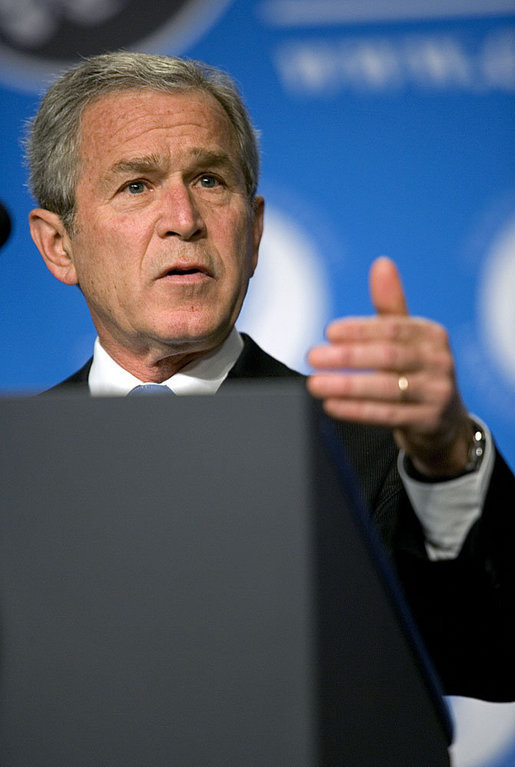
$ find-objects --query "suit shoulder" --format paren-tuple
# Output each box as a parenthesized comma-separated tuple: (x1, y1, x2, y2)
(40, 358, 92, 395)
(228, 333, 302, 380)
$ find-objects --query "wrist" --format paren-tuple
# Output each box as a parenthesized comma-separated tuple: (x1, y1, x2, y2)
(406, 419, 486, 482)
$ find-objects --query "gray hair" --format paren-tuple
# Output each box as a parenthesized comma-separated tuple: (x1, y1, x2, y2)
(25, 51, 260, 231)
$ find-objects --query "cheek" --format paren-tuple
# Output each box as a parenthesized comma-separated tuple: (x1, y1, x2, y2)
(70, 228, 123, 300)
(74, 215, 149, 276)
(219, 213, 255, 273)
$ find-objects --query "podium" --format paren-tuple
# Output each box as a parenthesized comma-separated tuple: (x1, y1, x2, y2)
(0, 382, 451, 765)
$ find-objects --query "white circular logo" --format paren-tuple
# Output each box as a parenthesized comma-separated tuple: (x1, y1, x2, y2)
(478, 212, 515, 388)
(0, 0, 233, 90)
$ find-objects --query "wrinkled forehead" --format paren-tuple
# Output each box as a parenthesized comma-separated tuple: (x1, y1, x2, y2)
(77, 87, 240, 167)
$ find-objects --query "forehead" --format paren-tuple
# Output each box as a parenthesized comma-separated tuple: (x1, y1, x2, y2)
(77, 88, 238, 168)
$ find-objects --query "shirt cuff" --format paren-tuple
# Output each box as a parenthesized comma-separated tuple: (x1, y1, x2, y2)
(397, 416, 495, 561)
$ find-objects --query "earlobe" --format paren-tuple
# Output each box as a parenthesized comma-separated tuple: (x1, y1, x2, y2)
(250, 195, 265, 276)
(28, 208, 78, 286)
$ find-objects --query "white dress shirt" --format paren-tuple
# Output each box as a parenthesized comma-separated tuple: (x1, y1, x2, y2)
(88, 327, 243, 397)
(88, 329, 493, 561)
(398, 419, 494, 560)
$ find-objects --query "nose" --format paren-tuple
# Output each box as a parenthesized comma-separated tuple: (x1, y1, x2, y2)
(156, 181, 205, 241)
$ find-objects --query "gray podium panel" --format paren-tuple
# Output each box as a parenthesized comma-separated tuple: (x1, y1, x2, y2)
(0, 383, 451, 766)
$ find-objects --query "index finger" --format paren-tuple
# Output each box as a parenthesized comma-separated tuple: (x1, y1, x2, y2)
(324, 315, 436, 343)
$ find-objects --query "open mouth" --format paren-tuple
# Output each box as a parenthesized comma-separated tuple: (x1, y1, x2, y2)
(159, 264, 212, 282)
(166, 268, 203, 276)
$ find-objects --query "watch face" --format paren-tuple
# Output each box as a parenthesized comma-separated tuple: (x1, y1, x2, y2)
(0, 0, 232, 89)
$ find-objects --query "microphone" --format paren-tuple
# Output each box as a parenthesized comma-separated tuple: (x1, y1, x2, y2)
(0, 202, 12, 249)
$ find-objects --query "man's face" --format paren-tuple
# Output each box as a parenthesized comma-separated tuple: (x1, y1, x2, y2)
(62, 89, 263, 367)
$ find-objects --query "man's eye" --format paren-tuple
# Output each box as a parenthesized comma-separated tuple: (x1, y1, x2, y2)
(198, 174, 220, 189)
(126, 181, 146, 194)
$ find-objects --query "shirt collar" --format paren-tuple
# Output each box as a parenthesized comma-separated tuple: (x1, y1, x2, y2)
(88, 328, 244, 396)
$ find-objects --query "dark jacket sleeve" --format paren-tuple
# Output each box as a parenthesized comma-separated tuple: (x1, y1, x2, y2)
(393, 448, 515, 701)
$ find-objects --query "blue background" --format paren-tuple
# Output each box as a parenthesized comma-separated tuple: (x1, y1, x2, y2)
(1, 2, 514, 764)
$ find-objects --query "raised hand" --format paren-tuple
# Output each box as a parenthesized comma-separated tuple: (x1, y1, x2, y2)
(307, 257, 473, 478)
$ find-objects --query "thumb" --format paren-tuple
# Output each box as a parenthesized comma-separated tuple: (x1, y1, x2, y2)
(369, 256, 409, 316)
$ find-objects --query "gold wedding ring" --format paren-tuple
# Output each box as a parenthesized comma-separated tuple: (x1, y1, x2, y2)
(397, 375, 409, 401)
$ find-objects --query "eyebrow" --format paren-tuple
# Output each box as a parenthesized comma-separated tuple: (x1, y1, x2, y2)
(107, 153, 170, 178)
(188, 148, 239, 173)
(106, 148, 239, 179)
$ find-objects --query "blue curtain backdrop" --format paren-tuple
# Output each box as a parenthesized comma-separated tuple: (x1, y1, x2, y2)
(1, 2, 514, 764)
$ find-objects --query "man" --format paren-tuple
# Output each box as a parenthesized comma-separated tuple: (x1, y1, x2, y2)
(26, 51, 514, 701)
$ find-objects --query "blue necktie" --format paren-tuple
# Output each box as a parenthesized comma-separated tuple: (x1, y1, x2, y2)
(127, 384, 174, 396)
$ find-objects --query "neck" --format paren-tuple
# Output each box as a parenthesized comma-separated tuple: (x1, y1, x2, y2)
(97, 336, 225, 382)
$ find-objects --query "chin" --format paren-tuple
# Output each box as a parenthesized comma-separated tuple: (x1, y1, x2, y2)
(148, 303, 239, 348)
(155, 321, 230, 352)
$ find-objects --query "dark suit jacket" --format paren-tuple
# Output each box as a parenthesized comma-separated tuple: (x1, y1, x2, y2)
(47, 333, 515, 701)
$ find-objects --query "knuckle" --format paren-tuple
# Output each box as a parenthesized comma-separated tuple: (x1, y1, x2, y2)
(389, 317, 407, 342)
(431, 375, 454, 406)
(435, 351, 453, 376)
(335, 346, 351, 366)
(381, 344, 399, 369)
(381, 402, 398, 424)
(431, 322, 451, 350)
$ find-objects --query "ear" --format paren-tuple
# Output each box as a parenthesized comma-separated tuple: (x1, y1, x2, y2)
(28, 208, 78, 286)
(250, 195, 264, 276)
